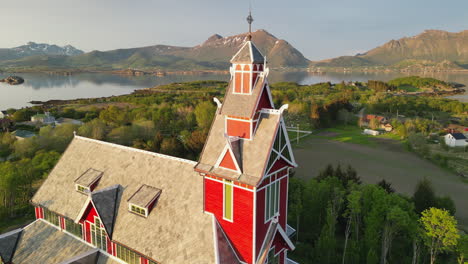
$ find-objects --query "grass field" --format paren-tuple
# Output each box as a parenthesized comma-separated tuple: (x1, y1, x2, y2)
(293, 135, 468, 231)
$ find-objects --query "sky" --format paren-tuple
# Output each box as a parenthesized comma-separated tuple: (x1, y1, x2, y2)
(1, 0, 467, 60)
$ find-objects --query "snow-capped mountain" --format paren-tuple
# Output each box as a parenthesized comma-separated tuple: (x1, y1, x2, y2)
(12, 42, 84, 56)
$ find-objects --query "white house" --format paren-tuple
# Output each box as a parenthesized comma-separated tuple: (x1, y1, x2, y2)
(0, 111, 7, 119)
(31, 112, 55, 125)
(444, 133, 468, 147)
(363, 129, 380, 136)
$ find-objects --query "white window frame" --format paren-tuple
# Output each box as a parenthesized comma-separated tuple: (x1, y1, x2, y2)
(75, 184, 90, 194)
(264, 179, 280, 223)
(223, 180, 234, 222)
(91, 216, 107, 251)
(232, 63, 262, 95)
(128, 203, 148, 217)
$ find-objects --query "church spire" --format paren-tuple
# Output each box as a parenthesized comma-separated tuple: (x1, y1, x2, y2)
(246, 9, 254, 41)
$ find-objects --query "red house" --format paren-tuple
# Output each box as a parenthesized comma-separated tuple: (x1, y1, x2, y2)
(0, 17, 298, 264)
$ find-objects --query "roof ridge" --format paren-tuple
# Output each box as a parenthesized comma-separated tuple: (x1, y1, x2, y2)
(74, 135, 197, 165)
(91, 184, 120, 194)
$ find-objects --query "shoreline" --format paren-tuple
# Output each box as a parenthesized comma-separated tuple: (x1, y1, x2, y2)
(3, 67, 468, 76)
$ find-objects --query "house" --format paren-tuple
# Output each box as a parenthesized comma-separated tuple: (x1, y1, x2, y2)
(381, 123, 393, 132)
(12, 130, 35, 140)
(445, 124, 467, 134)
(0, 23, 298, 264)
(31, 112, 55, 125)
(444, 133, 468, 147)
(0, 110, 7, 119)
(0, 118, 13, 132)
(363, 129, 380, 136)
(360, 114, 388, 128)
(55, 117, 84, 126)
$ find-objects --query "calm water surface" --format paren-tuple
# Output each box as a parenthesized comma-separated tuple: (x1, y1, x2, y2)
(1, 71, 467, 110)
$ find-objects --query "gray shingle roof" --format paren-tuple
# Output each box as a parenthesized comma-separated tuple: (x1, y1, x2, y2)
(58, 248, 99, 264)
(220, 75, 266, 118)
(91, 184, 120, 238)
(127, 184, 162, 208)
(75, 168, 103, 188)
(196, 112, 281, 186)
(12, 220, 94, 264)
(230, 41, 264, 64)
(31, 136, 216, 263)
(0, 228, 22, 263)
(451, 133, 467, 140)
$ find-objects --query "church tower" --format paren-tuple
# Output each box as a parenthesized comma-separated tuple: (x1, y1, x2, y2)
(195, 12, 297, 264)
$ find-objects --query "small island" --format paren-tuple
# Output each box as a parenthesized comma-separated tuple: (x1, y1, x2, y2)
(0, 75, 24, 85)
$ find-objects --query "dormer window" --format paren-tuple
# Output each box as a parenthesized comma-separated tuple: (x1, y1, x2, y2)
(76, 184, 89, 194)
(130, 204, 147, 217)
(74, 168, 103, 194)
(127, 184, 162, 218)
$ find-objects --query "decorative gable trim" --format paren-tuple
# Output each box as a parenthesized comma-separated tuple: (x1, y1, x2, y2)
(214, 143, 242, 174)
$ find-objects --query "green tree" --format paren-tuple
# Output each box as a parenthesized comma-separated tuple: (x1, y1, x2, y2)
(413, 178, 437, 214)
(194, 101, 216, 129)
(420, 208, 459, 264)
(457, 234, 468, 264)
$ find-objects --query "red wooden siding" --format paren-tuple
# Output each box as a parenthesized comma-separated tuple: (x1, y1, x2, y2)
(234, 64, 242, 93)
(256, 87, 273, 112)
(204, 177, 254, 262)
(219, 150, 237, 171)
(243, 65, 251, 93)
(256, 171, 289, 257)
(35, 206, 44, 219)
(279, 177, 288, 229)
(226, 118, 251, 139)
(268, 159, 289, 175)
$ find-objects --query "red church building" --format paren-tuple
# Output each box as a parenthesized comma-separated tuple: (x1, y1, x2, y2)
(0, 15, 298, 264)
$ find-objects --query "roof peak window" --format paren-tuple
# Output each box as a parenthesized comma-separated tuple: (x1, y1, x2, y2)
(127, 184, 162, 218)
(74, 168, 103, 194)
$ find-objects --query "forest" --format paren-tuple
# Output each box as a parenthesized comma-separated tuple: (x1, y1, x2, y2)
(0, 78, 467, 263)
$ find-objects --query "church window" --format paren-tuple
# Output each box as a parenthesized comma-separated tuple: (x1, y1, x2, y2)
(223, 180, 233, 221)
(265, 180, 280, 221)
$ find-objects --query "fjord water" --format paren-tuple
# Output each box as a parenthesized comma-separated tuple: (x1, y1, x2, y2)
(1, 71, 467, 110)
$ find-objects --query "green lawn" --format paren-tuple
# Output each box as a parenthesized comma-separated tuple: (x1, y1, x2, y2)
(313, 125, 376, 146)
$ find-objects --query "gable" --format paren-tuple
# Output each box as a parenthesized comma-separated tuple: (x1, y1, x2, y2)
(255, 85, 274, 113)
(219, 149, 238, 171)
(265, 120, 296, 175)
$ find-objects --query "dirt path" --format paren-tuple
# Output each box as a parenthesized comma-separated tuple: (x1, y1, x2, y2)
(293, 137, 468, 230)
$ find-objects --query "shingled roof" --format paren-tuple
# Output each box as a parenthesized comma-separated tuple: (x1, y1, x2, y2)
(31, 136, 216, 263)
(230, 41, 264, 64)
(91, 185, 120, 238)
(196, 111, 282, 186)
(0, 228, 22, 263)
(220, 75, 267, 118)
(12, 220, 94, 263)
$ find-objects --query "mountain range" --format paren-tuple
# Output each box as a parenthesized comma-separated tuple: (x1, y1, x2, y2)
(0, 30, 308, 71)
(0, 29, 467, 71)
(0, 42, 83, 61)
(313, 30, 468, 69)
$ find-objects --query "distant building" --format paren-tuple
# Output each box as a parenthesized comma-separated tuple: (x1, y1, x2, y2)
(361, 114, 388, 128)
(0, 110, 7, 119)
(31, 112, 55, 125)
(444, 133, 468, 147)
(381, 123, 393, 132)
(0, 118, 13, 132)
(12, 130, 35, 140)
(55, 117, 83, 126)
(363, 129, 380, 136)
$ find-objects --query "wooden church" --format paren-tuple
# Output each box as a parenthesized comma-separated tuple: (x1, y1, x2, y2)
(0, 15, 298, 264)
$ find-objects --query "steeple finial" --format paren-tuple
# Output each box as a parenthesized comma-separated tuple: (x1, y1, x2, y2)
(246, 7, 254, 41)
